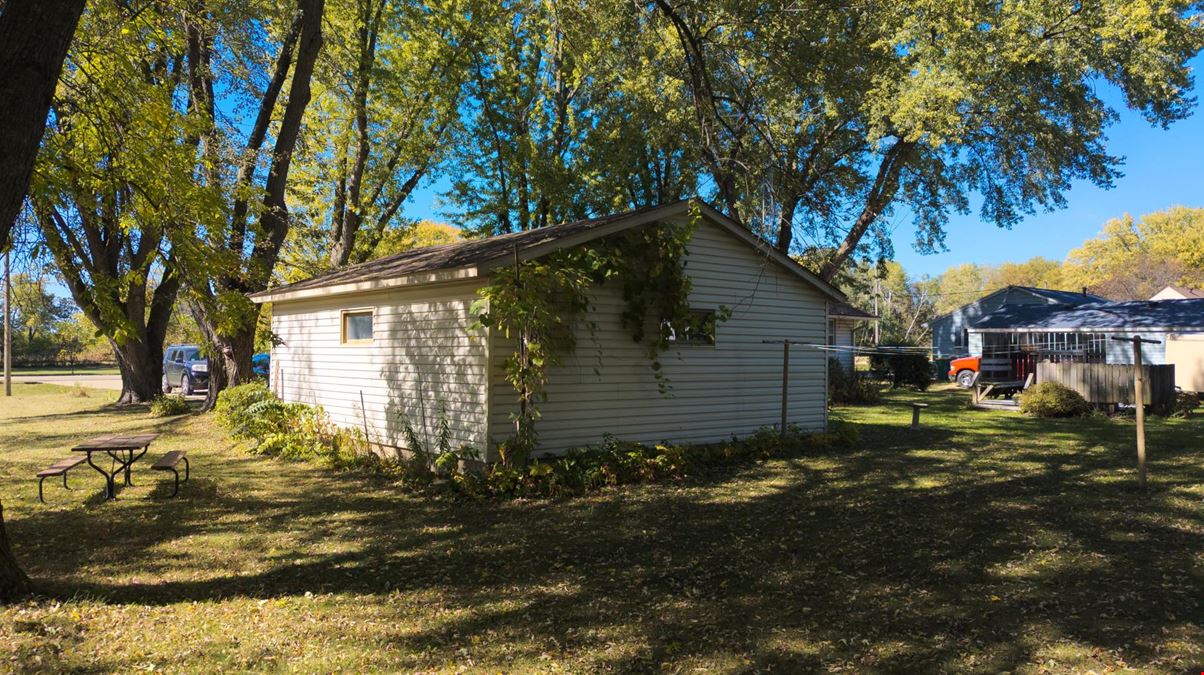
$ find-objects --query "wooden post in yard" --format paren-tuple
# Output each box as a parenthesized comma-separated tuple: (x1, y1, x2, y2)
(763, 339, 798, 440)
(1111, 335, 1162, 491)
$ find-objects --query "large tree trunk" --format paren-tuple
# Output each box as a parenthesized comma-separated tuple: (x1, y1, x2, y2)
(111, 338, 166, 404)
(0, 0, 87, 248)
(194, 0, 324, 410)
(0, 498, 31, 603)
(200, 327, 254, 410)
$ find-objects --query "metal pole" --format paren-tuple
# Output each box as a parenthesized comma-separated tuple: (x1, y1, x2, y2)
(4, 248, 10, 397)
(780, 341, 790, 438)
(1132, 338, 1146, 491)
(359, 390, 371, 443)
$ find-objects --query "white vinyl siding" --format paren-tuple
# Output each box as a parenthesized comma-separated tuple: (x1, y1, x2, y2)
(486, 222, 830, 457)
(269, 281, 489, 454)
(830, 318, 856, 372)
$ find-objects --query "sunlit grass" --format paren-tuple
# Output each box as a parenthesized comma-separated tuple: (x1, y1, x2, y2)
(0, 382, 1201, 672)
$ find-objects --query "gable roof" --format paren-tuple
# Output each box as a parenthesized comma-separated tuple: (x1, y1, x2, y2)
(1016, 286, 1109, 304)
(830, 302, 877, 320)
(970, 298, 1204, 332)
(250, 200, 848, 304)
(1152, 285, 1204, 300)
(929, 285, 1106, 324)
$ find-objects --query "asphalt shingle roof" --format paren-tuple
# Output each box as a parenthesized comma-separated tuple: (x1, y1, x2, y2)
(830, 303, 877, 320)
(970, 299, 1204, 331)
(1016, 286, 1109, 304)
(255, 202, 678, 298)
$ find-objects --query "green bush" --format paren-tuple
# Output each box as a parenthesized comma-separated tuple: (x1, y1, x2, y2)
(149, 394, 189, 417)
(480, 424, 859, 500)
(870, 351, 932, 390)
(216, 382, 371, 469)
(1019, 382, 1091, 418)
(828, 358, 883, 404)
(215, 384, 863, 502)
(214, 381, 276, 437)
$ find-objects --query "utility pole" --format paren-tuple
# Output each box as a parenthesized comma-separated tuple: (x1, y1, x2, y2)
(872, 278, 880, 345)
(3, 247, 10, 397)
(1111, 335, 1162, 491)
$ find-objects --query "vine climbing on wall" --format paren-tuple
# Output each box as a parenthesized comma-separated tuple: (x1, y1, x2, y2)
(473, 204, 725, 465)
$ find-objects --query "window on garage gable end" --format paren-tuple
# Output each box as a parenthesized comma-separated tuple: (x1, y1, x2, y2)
(664, 308, 717, 346)
(341, 308, 375, 345)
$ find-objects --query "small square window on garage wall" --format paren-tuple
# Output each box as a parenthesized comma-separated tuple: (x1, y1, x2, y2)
(341, 308, 375, 344)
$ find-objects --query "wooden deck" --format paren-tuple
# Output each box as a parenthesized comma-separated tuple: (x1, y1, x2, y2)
(971, 398, 1020, 410)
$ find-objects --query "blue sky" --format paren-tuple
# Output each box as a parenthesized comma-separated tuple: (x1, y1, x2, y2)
(401, 57, 1204, 282)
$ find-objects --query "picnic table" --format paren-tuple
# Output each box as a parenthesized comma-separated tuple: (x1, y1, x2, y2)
(71, 433, 160, 499)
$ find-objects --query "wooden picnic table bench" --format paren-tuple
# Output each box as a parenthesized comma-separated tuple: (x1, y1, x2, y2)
(151, 451, 189, 497)
(37, 456, 87, 503)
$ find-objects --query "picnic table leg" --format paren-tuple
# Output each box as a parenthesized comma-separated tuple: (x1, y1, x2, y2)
(86, 453, 116, 499)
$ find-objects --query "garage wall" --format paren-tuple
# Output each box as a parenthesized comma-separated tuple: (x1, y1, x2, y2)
(487, 220, 832, 458)
(269, 281, 490, 454)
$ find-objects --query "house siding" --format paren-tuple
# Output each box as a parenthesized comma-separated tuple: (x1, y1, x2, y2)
(269, 281, 490, 454)
(486, 222, 830, 457)
(830, 318, 857, 372)
(931, 288, 1068, 358)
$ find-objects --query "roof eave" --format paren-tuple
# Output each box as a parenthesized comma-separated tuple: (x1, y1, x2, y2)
(249, 266, 482, 304)
(970, 325, 1201, 333)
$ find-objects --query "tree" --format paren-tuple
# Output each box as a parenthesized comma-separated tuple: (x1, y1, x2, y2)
(0, 0, 87, 252)
(649, 0, 1204, 279)
(0, 0, 89, 599)
(30, 0, 214, 403)
(444, 0, 698, 235)
(1064, 206, 1204, 299)
(173, 0, 326, 409)
(306, 0, 472, 269)
(5, 272, 73, 362)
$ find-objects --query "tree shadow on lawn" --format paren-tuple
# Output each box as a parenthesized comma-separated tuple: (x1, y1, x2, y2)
(9, 418, 1204, 672)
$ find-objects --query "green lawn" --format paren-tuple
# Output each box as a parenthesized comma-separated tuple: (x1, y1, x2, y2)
(1, 382, 1201, 673)
(9, 365, 120, 376)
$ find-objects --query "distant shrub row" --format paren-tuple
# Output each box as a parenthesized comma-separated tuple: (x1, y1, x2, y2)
(215, 382, 860, 500)
(828, 358, 882, 404)
(870, 351, 932, 391)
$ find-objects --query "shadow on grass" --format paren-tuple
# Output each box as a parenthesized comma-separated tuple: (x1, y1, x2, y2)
(7, 389, 1204, 671)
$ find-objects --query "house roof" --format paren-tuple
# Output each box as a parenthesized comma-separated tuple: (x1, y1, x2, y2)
(1015, 286, 1109, 304)
(929, 285, 1106, 324)
(250, 199, 849, 304)
(969, 298, 1204, 332)
(830, 302, 877, 320)
(1153, 285, 1204, 299)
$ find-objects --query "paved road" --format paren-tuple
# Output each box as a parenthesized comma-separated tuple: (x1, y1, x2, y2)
(8, 373, 125, 390)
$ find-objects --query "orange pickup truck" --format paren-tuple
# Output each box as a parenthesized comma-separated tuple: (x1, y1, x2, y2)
(948, 356, 980, 388)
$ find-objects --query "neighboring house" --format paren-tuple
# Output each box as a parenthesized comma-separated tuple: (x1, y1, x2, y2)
(1150, 285, 1204, 300)
(968, 299, 1204, 391)
(929, 286, 1107, 359)
(250, 200, 852, 461)
(828, 303, 877, 373)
